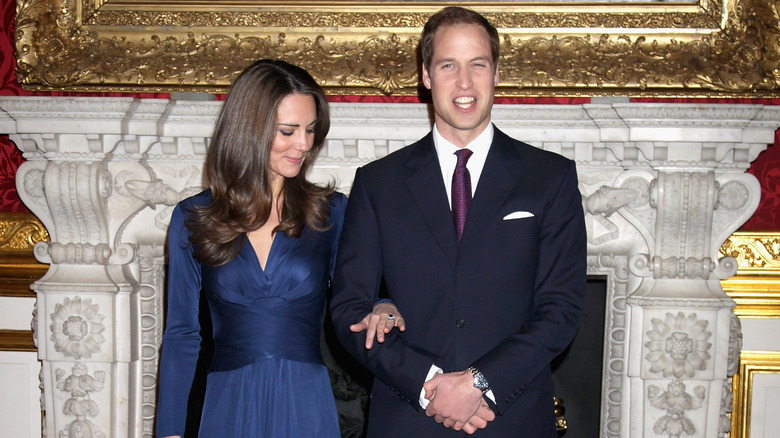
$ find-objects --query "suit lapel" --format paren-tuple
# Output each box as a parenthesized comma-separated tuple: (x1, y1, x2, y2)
(405, 134, 459, 268)
(458, 128, 522, 254)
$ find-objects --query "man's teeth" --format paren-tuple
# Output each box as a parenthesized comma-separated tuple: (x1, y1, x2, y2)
(454, 97, 475, 108)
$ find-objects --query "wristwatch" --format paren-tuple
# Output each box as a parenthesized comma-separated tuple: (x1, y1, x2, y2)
(467, 366, 490, 394)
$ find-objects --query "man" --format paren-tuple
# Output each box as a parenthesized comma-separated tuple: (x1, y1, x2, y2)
(330, 6, 586, 437)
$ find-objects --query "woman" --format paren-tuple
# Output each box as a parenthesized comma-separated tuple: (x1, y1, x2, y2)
(156, 59, 403, 438)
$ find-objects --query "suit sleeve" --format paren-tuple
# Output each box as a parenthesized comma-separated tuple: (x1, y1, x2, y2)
(474, 159, 587, 414)
(330, 168, 435, 409)
(328, 192, 348, 282)
(155, 203, 203, 437)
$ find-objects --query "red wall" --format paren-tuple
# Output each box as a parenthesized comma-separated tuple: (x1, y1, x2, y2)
(742, 130, 780, 230)
(1, 2, 778, 228)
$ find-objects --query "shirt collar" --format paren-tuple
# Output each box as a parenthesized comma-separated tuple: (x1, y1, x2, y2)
(432, 123, 494, 163)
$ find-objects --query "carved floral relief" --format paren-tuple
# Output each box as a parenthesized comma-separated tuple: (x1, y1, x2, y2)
(55, 362, 106, 438)
(648, 379, 706, 437)
(645, 312, 712, 379)
(49, 297, 106, 359)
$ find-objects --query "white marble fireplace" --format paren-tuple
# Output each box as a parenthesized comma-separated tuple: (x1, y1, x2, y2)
(1, 97, 778, 438)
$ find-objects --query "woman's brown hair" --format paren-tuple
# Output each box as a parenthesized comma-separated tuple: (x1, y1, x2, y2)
(186, 59, 333, 266)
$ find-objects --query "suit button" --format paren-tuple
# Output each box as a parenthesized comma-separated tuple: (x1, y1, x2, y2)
(456, 319, 466, 328)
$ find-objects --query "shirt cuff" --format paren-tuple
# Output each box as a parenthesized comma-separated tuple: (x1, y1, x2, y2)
(419, 364, 496, 408)
(419, 364, 443, 409)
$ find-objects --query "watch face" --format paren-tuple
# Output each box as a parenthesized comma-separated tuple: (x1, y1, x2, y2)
(471, 369, 489, 391)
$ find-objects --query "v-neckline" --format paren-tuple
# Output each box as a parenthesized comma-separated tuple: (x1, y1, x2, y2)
(247, 233, 278, 273)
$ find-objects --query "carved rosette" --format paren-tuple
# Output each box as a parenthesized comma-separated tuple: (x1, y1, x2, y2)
(49, 296, 105, 360)
(637, 306, 731, 437)
(644, 312, 713, 379)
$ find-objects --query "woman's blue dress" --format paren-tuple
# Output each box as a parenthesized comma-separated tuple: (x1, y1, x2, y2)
(156, 190, 346, 437)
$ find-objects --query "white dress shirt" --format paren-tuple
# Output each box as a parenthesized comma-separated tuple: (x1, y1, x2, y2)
(433, 123, 493, 206)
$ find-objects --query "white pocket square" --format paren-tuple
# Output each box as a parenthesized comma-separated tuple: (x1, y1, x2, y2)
(503, 211, 534, 220)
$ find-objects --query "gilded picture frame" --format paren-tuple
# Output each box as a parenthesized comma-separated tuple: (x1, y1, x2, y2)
(12, 1, 780, 99)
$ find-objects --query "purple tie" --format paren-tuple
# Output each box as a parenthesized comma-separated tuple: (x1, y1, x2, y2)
(452, 148, 473, 243)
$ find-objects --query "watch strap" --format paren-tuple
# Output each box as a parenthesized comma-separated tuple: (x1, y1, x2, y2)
(467, 366, 490, 394)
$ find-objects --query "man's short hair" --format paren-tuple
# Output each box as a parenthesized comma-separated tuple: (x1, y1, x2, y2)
(420, 6, 500, 72)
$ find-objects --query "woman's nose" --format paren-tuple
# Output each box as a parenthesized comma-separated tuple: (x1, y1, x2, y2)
(294, 132, 312, 150)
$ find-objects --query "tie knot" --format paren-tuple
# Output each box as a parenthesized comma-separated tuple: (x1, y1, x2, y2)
(455, 148, 473, 168)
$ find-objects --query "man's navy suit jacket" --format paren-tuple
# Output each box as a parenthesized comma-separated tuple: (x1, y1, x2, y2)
(330, 127, 587, 437)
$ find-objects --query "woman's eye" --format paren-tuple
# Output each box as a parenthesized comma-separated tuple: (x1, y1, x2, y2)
(280, 130, 294, 137)
(306, 129, 315, 134)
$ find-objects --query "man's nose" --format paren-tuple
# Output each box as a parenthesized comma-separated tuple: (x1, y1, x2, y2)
(456, 69, 472, 89)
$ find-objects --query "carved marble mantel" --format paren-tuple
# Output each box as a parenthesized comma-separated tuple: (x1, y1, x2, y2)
(1, 97, 778, 438)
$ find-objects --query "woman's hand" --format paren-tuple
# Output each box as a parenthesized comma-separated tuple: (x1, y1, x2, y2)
(349, 302, 406, 349)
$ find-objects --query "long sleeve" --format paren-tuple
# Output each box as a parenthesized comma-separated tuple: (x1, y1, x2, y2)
(156, 202, 203, 437)
(330, 168, 435, 408)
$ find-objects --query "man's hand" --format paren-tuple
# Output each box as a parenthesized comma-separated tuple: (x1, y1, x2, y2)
(462, 404, 496, 434)
(423, 370, 495, 433)
(349, 302, 406, 349)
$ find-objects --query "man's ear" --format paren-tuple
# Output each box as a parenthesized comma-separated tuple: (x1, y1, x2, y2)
(493, 61, 500, 85)
(422, 64, 432, 90)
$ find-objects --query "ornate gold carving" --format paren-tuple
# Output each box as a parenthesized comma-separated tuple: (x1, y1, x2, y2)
(0, 212, 49, 297)
(732, 350, 780, 438)
(720, 232, 780, 273)
(13, 0, 780, 96)
(720, 232, 780, 318)
(0, 212, 49, 251)
(88, 10, 718, 30)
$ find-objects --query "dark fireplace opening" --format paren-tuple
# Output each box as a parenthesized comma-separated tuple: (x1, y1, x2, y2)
(551, 277, 607, 438)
